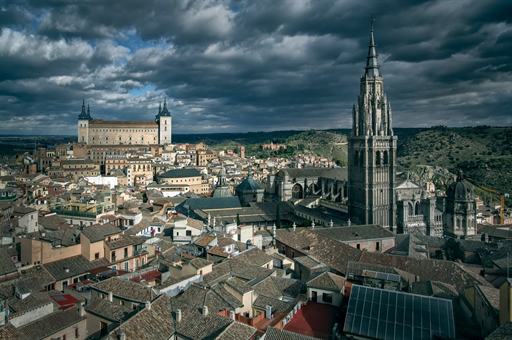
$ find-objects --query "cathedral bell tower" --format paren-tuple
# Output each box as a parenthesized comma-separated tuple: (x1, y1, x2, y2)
(78, 99, 92, 144)
(348, 17, 397, 230)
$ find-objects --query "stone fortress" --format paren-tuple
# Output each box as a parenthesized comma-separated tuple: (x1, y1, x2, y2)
(78, 99, 172, 146)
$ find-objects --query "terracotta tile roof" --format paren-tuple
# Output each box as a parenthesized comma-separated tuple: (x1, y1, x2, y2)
(18, 308, 85, 339)
(158, 274, 197, 290)
(195, 234, 216, 247)
(0, 247, 17, 277)
(265, 326, 322, 340)
(0, 324, 28, 340)
(86, 297, 136, 322)
(107, 294, 175, 340)
(105, 235, 145, 249)
(217, 237, 237, 248)
(307, 272, 345, 292)
(231, 248, 273, 267)
(276, 229, 362, 275)
(91, 277, 154, 303)
(208, 247, 229, 257)
(187, 218, 204, 230)
(216, 321, 257, 340)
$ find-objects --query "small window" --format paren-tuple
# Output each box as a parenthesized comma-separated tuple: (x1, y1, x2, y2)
(356, 244, 360, 250)
(95, 253, 99, 260)
(376, 242, 380, 251)
(323, 293, 333, 304)
(75, 328, 79, 338)
(120, 300, 125, 306)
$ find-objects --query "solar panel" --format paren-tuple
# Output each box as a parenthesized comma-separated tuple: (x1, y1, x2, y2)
(343, 285, 456, 340)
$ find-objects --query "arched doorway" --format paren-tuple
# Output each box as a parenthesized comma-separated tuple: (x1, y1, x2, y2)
(292, 183, 303, 199)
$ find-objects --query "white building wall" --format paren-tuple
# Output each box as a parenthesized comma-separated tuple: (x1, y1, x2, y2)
(86, 176, 118, 189)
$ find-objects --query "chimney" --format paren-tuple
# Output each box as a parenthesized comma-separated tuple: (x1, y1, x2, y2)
(202, 306, 208, 316)
(108, 291, 113, 302)
(78, 305, 86, 317)
(145, 301, 151, 310)
(176, 309, 182, 322)
(230, 311, 235, 320)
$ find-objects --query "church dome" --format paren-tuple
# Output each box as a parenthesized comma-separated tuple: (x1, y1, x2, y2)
(236, 169, 263, 192)
(447, 170, 473, 202)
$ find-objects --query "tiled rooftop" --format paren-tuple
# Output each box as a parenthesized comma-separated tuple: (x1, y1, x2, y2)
(91, 277, 154, 302)
(86, 297, 136, 322)
(18, 308, 85, 339)
(231, 248, 273, 267)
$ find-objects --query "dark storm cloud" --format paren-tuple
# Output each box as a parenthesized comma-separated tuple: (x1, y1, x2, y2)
(0, 0, 510, 135)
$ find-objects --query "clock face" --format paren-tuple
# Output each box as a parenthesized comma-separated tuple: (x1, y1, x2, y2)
(292, 185, 301, 193)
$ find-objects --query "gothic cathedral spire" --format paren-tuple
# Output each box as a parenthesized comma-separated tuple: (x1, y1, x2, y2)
(347, 15, 397, 230)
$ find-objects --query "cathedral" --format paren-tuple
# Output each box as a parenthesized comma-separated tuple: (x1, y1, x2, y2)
(347, 20, 397, 230)
(347, 21, 477, 239)
(78, 99, 172, 146)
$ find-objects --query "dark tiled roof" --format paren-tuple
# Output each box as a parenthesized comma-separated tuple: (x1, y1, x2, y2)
(265, 326, 322, 340)
(81, 223, 121, 243)
(190, 258, 213, 269)
(225, 277, 253, 295)
(276, 229, 362, 275)
(216, 321, 257, 340)
(13, 206, 37, 215)
(358, 252, 494, 294)
(231, 248, 272, 267)
(43, 255, 104, 281)
(8, 294, 51, 314)
(18, 308, 85, 339)
(158, 274, 197, 290)
(91, 277, 154, 302)
(107, 294, 175, 340)
(307, 272, 345, 292)
(312, 225, 396, 242)
(86, 297, 136, 322)
(253, 295, 291, 313)
(0, 247, 17, 277)
(159, 168, 202, 179)
(172, 298, 233, 340)
(175, 284, 237, 312)
(179, 196, 242, 211)
(486, 322, 512, 340)
(38, 214, 69, 230)
(208, 247, 229, 257)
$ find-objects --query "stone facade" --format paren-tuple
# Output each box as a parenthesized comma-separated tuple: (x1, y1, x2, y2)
(78, 99, 171, 146)
(348, 26, 397, 230)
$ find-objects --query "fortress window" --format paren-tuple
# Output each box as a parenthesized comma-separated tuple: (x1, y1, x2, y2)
(119, 136, 122, 141)
(92, 136, 95, 141)
(165, 126, 167, 131)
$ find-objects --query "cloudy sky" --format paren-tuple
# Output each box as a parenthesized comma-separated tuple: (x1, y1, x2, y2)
(0, 0, 510, 135)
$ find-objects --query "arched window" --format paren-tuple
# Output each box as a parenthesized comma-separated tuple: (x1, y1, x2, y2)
(383, 151, 389, 165)
(415, 202, 419, 215)
(92, 136, 95, 141)
(409, 202, 414, 216)
(141, 136, 144, 141)
(165, 126, 167, 131)
(119, 136, 122, 141)
(376, 151, 382, 166)
(129, 136, 132, 141)
(354, 151, 359, 165)
(105, 136, 109, 141)
(359, 151, 364, 166)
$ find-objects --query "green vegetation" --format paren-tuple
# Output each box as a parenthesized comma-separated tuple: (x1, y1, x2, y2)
(441, 238, 465, 262)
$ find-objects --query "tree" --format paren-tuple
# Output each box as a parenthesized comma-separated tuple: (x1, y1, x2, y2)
(441, 238, 465, 261)
(276, 204, 281, 228)
(237, 213, 241, 226)
(434, 249, 444, 260)
(302, 220, 311, 227)
(298, 144, 306, 151)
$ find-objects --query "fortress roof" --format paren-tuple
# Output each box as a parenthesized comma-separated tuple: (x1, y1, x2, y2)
(89, 119, 157, 127)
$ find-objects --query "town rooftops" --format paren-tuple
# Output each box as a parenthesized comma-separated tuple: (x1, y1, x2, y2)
(307, 272, 345, 292)
(91, 277, 154, 303)
(216, 321, 257, 340)
(190, 257, 213, 269)
(13, 206, 37, 215)
(159, 168, 202, 179)
(81, 223, 122, 243)
(85, 297, 136, 322)
(265, 326, 321, 340)
(44, 255, 108, 281)
(312, 225, 396, 242)
(18, 308, 86, 340)
(179, 196, 242, 211)
(231, 247, 272, 267)
(107, 294, 175, 340)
